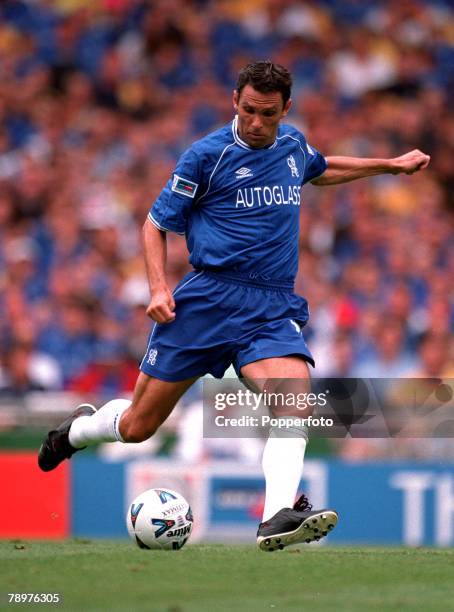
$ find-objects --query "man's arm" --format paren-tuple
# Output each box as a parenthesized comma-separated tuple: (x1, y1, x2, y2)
(142, 218, 176, 323)
(311, 149, 430, 186)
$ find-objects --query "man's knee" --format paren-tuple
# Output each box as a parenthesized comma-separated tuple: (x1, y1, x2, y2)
(119, 416, 159, 443)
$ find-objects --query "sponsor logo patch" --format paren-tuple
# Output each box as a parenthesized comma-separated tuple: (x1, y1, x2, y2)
(171, 174, 198, 198)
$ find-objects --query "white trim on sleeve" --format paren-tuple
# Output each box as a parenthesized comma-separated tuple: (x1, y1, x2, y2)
(148, 212, 185, 236)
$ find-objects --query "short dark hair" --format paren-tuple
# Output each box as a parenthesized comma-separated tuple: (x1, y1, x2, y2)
(236, 61, 292, 105)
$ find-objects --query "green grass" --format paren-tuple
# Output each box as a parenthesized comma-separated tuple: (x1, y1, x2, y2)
(1, 540, 453, 612)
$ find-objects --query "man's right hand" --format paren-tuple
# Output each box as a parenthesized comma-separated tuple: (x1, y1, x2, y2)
(146, 286, 176, 323)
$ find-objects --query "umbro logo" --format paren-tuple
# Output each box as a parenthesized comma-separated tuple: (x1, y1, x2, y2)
(235, 167, 253, 178)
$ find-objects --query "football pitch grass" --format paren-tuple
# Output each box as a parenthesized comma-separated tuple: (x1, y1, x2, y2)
(1, 541, 453, 612)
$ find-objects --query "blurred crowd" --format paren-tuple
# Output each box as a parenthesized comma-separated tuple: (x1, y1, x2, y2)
(0, 0, 453, 404)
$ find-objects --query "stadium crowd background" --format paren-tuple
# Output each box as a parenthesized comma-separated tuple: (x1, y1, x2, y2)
(0, 0, 453, 458)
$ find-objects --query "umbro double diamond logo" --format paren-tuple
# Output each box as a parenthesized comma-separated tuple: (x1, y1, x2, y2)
(235, 167, 253, 178)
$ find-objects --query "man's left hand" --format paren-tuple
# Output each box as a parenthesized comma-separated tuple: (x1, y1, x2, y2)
(390, 149, 431, 175)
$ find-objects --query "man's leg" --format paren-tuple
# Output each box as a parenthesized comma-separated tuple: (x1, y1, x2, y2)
(241, 356, 337, 550)
(241, 356, 310, 520)
(38, 373, 196, 471)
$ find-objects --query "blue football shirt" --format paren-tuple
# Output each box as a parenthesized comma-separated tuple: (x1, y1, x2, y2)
(149, 116, 327, 282)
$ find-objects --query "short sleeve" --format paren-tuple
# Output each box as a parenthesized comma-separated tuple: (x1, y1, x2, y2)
(148, 148, 202, 235)
(303, 142, 327, 184)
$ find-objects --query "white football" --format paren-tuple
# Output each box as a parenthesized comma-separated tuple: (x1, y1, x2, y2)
(126, 488, 193, 550)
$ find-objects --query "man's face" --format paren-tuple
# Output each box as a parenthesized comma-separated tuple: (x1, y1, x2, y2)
(233, 84, 291, 148)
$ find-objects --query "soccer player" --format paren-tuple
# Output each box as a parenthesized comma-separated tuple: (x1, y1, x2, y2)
(38, 62, 430, 551)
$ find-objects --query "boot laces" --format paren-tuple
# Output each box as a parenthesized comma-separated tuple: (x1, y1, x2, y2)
(293, 493, 312, 512)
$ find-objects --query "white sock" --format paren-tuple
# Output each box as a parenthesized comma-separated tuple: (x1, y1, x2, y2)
(262, 433, 307, 522)
(68, 399, 131, 448)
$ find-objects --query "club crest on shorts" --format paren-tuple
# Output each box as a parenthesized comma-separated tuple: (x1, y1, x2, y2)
(147, 348, 158, 365)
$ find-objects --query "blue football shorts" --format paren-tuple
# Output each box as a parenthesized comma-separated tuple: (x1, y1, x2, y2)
(140, 270, 314, 382)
